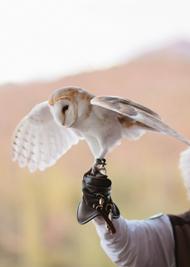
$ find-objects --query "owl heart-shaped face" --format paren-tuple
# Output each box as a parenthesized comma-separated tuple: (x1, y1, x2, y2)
(52, 98, 77, 127)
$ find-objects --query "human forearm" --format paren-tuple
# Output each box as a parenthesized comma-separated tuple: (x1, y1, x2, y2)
(93, 214, 175, 267)
(93, 216, 136, 266)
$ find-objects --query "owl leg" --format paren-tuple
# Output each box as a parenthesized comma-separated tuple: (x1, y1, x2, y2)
(85, 136, 102, 158)
(98, 147, 108, 159)
(84, 136, 108, 175)
(89, 139, 109, 175)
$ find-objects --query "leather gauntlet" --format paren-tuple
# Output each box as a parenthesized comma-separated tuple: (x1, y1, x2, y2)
(77, 171, 120, 233)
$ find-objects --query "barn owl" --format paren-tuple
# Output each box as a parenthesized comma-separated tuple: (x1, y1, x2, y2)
(12, 86, 190, 172)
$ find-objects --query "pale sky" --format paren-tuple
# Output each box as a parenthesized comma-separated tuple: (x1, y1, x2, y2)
(0, 0, 190, 84)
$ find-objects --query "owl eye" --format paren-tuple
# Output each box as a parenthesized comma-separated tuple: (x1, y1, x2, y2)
(62, 105, 69, 113)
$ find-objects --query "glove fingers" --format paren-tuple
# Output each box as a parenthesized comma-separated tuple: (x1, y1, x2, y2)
(82, 183, 111, 196)
(84, 176, 112, 187)
(77, 171, 120, 227)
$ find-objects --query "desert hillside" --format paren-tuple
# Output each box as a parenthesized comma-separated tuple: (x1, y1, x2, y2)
(0, 43, 190, 267)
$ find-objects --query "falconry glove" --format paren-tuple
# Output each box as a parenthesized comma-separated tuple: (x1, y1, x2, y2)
(77, 169, 120, 234)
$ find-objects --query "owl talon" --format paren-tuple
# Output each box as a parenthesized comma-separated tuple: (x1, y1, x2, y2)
(96, 158, 106, 166)
(91, 158, 107, 176)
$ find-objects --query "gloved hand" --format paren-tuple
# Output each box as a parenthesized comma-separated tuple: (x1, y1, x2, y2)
(77, 169, 120, 234)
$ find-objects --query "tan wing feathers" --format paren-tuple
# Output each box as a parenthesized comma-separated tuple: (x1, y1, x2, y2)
(91, 96, 190, 146)
(96, 96, 161, 118)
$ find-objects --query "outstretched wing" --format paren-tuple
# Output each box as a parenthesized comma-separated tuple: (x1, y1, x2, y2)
(91, 96, 190, 146)
(12, 101, 81, 172)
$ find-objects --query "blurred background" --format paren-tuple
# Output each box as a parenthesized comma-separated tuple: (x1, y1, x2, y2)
(0, 0, 190, 266)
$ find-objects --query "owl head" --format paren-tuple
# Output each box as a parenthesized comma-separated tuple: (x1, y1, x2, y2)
(48, 86, 93, 127)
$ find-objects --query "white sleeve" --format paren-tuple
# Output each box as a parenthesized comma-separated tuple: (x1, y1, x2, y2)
(93, 214, 176, 267)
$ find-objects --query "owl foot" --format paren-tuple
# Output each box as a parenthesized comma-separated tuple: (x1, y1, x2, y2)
(84, 159, 107, 176)
(91, 158, 107, 176)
